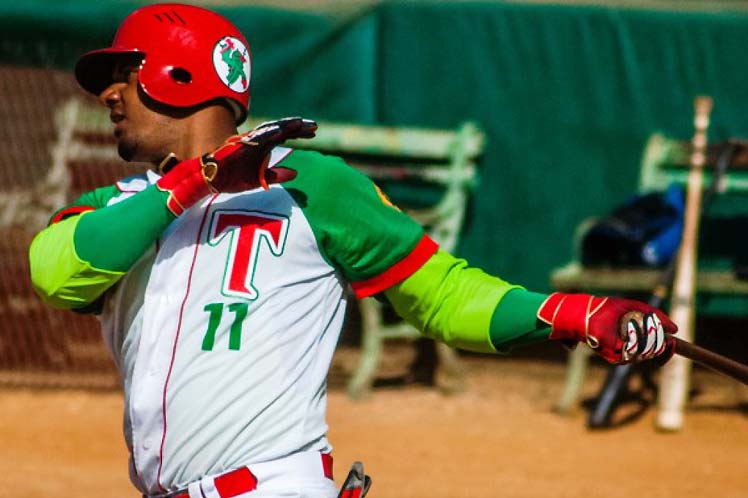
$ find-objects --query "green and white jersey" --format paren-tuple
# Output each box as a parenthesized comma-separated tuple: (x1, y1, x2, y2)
(72, 148, 435, 495)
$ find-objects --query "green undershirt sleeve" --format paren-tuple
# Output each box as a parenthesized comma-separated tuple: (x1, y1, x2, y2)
(73, 185, 175, 271)
(384, 250, 552, 354)
(489, 289, 552, 353)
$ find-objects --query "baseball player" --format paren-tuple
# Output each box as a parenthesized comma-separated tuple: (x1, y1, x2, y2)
(29, 4, 677, 498)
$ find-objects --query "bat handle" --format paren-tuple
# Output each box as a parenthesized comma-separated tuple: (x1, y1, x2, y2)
(667, 334, 748, 385)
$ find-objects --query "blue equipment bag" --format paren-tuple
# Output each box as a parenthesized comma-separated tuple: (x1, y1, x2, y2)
(581, 184, 685, 268)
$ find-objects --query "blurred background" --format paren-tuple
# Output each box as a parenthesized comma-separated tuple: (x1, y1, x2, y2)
(1, 1, 748, 497)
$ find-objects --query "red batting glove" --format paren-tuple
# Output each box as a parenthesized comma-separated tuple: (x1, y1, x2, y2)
(156, 117, 317, 216)
(206, 117, 316, 192)
(537, 293, 678, 364)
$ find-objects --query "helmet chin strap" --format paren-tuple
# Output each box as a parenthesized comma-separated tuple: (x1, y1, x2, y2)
(225, 99, 247, 125)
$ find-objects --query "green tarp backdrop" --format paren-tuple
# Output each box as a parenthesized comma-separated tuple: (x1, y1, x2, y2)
(4, 1, 748, 292)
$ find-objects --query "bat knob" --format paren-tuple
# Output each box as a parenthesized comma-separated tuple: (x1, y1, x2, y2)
(618, 310, 645, 340)
(656, 408, 685, 432)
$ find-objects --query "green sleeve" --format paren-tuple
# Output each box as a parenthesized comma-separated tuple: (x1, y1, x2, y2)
(30, 183, 176, 310)
(384, 250, 552, 354)
(384, 250, 521, 353)
(279, 150, 426, 284)
(29, 214, 126, 309)
(47, 184, 121, 224)
(73, 185, 175, 271)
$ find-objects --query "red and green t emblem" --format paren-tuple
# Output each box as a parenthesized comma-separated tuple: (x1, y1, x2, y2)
(208, 210, 289, 300)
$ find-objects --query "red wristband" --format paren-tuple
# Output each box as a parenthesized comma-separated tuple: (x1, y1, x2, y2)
(156, 157, 212, 216)
(537, 292, 608, 342)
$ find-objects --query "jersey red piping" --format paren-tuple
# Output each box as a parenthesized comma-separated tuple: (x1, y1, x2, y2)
(350, 234, 438, 298)
(156, 194, 219, 491)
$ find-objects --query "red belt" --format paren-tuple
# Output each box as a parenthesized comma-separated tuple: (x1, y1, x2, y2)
(171, 453, 334, 498)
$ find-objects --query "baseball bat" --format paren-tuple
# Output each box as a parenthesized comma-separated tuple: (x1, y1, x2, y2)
(670, 335, 748, 385)
(656, 96, 713, 431)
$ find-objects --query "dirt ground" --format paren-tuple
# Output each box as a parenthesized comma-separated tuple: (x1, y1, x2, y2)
(2, 344, 747, 498)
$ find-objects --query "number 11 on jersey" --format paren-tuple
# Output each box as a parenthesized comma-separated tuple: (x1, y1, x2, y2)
(202, 302, 248, 351)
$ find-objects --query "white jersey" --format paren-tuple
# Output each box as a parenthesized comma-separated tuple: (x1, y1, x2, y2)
(86, 148, 434, 494)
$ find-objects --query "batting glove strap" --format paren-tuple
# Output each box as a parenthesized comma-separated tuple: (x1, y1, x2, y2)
(538, 293, 598, 341)
(156, 156, 212, 217)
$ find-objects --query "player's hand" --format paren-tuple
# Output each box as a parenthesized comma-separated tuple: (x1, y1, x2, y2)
(156, 117, 317, 216)
(205, 117, 317, 192)
(537, 292, 678, 364)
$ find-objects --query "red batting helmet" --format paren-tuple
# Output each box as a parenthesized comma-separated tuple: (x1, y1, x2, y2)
(75, 3, 251, 124)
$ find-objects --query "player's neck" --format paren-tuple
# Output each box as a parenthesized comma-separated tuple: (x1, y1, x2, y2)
(172, 106, 238, 160)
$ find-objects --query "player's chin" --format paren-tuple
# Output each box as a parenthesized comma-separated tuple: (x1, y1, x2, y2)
(117, 139, 139, 162)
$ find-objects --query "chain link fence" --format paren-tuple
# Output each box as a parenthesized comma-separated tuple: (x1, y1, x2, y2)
(0, 66, 142, 389)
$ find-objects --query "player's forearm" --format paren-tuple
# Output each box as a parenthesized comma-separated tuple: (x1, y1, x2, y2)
(384, 250, 551, 353)
(30, 185, 175, 309)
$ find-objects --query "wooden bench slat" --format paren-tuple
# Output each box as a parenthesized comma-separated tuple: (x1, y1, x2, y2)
(242, 120, 484, 160)
(551, 262, 748, 295)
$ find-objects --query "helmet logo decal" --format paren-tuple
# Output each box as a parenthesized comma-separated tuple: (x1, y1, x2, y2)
(213, 36, 251, 93)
